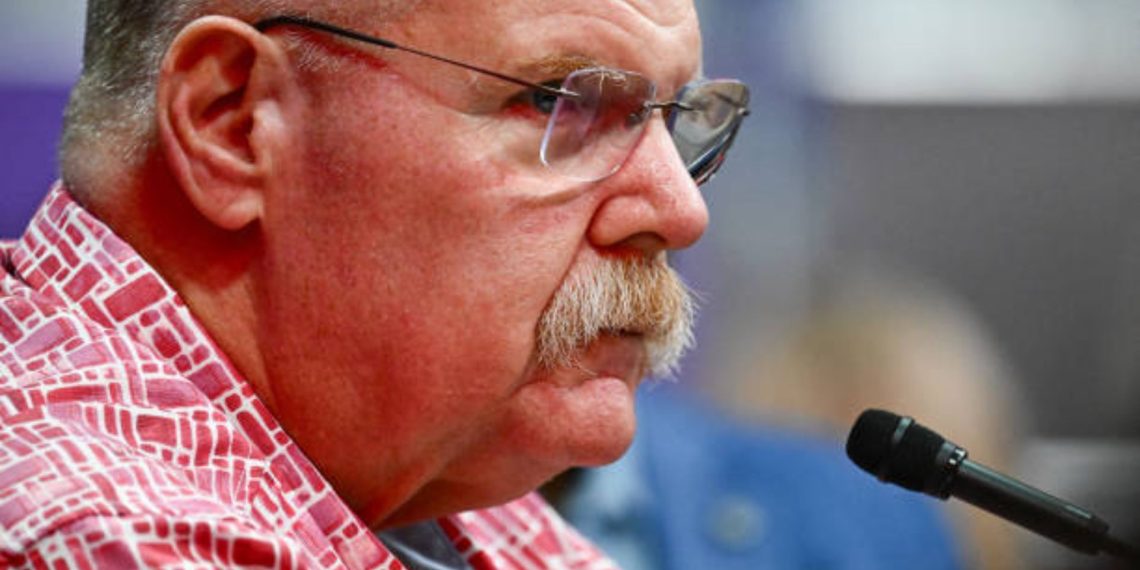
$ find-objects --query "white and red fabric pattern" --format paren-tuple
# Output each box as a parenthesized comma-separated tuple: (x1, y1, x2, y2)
(0, 184, 617, 570)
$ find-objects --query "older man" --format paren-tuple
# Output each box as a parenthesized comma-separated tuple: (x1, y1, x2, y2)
(0, 0, 748, 568)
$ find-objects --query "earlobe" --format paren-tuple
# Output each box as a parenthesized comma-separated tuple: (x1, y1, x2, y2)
(157, 16, 291, 231)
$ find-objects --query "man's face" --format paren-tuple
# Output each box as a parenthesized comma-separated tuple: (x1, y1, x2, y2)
(257, 0, 706, 526)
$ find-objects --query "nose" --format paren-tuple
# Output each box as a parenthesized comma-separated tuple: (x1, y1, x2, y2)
(586, 119, 709, 257)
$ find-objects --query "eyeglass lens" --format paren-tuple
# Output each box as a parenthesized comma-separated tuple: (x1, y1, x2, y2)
(670, 80, 750, 184)
(540, 70, 657, 182)
(539, 68, 749, 184)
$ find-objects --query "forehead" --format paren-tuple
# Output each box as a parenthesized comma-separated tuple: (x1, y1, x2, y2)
(391, 0, 702, 89)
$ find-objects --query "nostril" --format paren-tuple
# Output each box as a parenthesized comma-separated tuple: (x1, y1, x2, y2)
(613, 233, 668, 258)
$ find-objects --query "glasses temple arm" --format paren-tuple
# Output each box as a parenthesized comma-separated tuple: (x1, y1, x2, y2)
(255, 15, 579, 100)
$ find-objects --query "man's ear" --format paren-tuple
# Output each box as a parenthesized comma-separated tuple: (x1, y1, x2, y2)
(156, 16, 291, 231)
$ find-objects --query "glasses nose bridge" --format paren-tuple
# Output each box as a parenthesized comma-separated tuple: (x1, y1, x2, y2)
(628, 100, 694, 165)
(621, 99, 689, 141)
(644, 100, 694, 113)
(613, 109, 696, 193)
(633, 100, 694, 136)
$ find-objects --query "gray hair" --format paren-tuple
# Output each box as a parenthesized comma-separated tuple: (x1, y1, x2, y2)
(61, 1, 217, 180)
(59, 0, 414, 189)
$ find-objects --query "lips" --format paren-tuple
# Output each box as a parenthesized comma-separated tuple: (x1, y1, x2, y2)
(575, 333, 649, 386)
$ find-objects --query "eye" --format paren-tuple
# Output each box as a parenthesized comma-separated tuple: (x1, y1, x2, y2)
(530, 88, 560, 115)
(504, 79, 565, 118)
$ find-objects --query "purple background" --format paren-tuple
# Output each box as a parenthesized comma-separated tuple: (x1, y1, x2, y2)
(0, 85, 70, 238)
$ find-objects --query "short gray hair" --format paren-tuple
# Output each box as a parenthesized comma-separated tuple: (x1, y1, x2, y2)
(61, 1, 215, 179)
(59, 0, 414, 188)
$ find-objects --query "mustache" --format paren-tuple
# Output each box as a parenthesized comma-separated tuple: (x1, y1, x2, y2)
(535, 255, 697, 378)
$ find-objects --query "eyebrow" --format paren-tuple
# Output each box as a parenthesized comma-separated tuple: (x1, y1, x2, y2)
(516, 53, 705, 98)
(464, 53, 601, 103)
(514, 54, 602, 78)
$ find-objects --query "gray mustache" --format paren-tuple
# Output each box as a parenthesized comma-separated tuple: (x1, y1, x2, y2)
(535, 256, 696, 378)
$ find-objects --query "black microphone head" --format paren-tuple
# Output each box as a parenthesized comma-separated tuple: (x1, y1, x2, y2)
(846, 409, 961, 496)
(846, 409, 902, 475)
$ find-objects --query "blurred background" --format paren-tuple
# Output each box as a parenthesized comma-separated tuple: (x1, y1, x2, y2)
(1, 1, 1138, 568)
(685, 1, 1140, 568)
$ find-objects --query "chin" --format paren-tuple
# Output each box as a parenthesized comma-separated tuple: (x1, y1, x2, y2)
(567, 402, 639, 467)
(518, 365, 640, 457)
(378, 408, 638, 529)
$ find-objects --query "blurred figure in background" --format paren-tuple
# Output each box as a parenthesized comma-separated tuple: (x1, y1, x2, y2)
(546, 387, 964, 570)
(723, 267, 1028, 570)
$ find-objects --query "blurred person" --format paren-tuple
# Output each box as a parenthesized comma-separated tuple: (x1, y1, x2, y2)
(545, 386, 965, 570)
(723, 268, 1028, 570)
(0, 0, 750, 568)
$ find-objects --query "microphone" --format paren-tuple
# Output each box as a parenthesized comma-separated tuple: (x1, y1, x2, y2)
(846, 409, 1140, 564)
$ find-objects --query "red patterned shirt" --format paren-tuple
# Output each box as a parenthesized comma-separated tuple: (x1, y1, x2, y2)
(0, 185, 618, 570)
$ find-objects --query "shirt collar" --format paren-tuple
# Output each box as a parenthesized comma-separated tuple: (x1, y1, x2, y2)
(6, 182, 391, 566)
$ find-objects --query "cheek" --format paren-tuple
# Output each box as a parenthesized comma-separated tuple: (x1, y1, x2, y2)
(277, 77, 593, 398)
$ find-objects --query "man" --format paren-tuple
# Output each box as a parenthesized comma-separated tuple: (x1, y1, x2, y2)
(0, 0, 748, 568)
